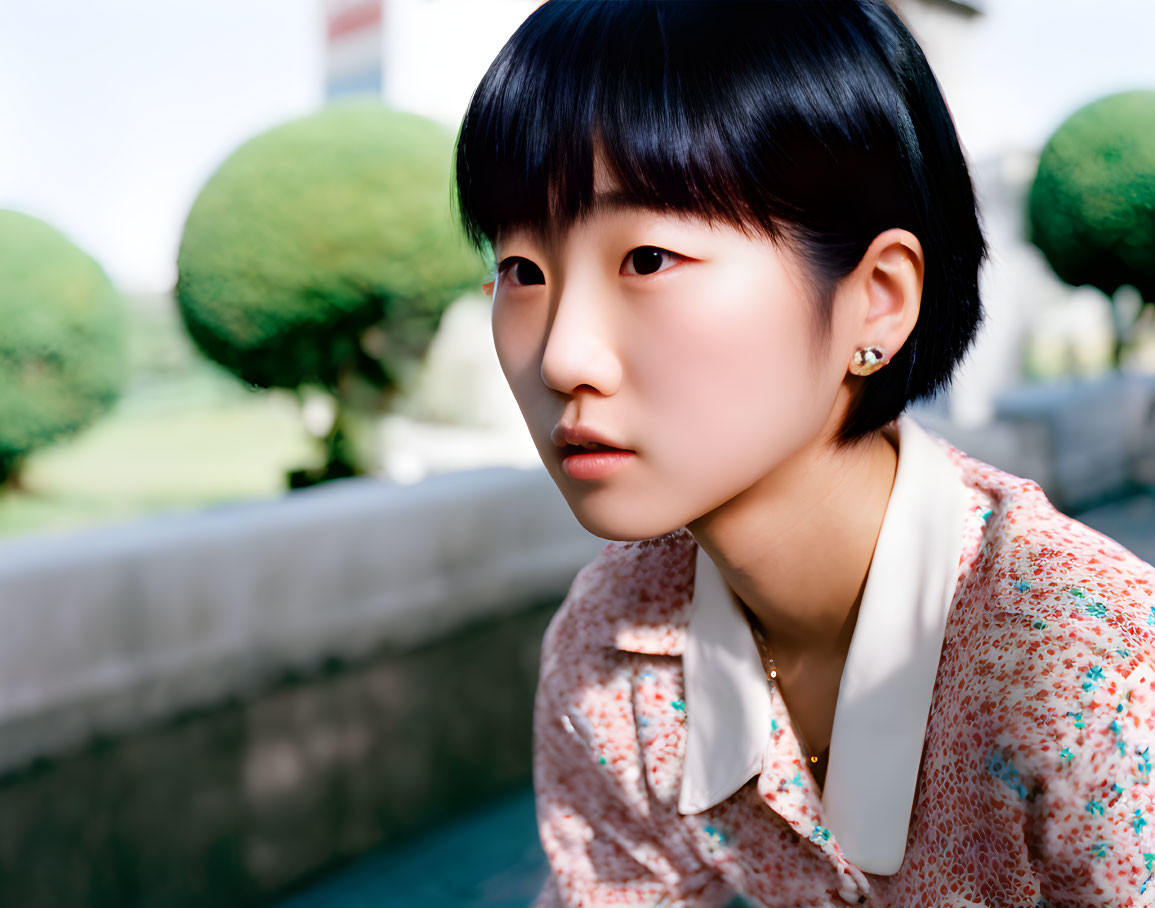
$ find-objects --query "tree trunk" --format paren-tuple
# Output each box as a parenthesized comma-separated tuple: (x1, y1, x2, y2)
(0, 455, 25, 494)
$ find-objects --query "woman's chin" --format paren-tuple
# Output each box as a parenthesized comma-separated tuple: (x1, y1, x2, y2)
(567, 505, 684, 543)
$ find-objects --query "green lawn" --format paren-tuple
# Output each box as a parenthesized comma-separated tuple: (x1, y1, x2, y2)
(0, 397, 318, 540)
(0, 293, 320, 541)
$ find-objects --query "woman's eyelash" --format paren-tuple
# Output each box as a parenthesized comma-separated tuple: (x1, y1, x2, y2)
(496, 247, 683, 285)
(623, 246, 682, 275)
(497, 256, 545, 286)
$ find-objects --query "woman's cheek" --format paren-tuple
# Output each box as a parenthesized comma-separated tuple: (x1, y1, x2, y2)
(630, 304, 795, 422)
(491, 299, 542, 387)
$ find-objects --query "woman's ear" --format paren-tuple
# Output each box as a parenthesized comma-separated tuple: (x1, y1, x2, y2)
(845, 228, 924, 370)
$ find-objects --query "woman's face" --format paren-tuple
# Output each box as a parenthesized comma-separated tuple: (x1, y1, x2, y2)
(490, 175, 858, 541)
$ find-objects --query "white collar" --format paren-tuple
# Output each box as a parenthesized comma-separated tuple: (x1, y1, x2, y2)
(677, 414, 973, 875)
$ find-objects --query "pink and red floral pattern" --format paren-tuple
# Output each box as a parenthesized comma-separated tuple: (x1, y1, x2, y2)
(532, 439, 1155, 907)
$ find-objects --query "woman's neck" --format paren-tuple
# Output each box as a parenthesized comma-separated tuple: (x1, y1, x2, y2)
(687, 425, 898, 662)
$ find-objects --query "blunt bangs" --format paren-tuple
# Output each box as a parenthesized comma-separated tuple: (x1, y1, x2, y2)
(455, 0, 987, 447)
(456, 0, 914, 251)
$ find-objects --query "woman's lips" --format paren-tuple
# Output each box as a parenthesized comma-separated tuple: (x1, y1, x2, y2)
(560, 444, 635, 480)
(551, 423, 635, 480)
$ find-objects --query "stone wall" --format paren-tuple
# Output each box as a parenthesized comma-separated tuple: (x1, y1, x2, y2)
(0, 468, 601, 907)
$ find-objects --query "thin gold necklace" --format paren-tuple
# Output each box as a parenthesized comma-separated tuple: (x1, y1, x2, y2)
(742, 605, 831, 781)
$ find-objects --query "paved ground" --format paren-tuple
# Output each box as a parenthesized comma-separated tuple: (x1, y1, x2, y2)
(275, 787, 549, 908)
(280, 491, 1155, 908)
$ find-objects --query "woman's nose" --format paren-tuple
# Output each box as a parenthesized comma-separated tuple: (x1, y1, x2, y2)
(539, 287, 622, 397)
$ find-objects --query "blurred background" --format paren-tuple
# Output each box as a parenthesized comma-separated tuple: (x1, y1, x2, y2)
(0, 0, 1153, 905)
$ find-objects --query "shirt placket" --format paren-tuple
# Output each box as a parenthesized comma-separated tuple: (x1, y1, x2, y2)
(757, 684, 873, 904)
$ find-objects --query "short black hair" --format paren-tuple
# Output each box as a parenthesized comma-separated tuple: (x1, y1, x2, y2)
(453, 0, 986, 447)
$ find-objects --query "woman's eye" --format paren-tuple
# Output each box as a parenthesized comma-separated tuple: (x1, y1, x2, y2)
(497, 256, 545, 287)
(622, 246, 680, 276)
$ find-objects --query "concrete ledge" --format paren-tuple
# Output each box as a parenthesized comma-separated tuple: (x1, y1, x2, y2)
(911, 374, 1155, 513)
(994, 372, 1155, 511)
(0, 467, 602, 776)
(0, 597, 561, 908)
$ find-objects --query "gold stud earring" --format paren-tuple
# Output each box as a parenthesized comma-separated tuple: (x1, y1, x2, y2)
(849, 345, 887, 376)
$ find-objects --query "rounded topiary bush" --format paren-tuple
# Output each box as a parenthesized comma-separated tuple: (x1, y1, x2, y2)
(0, 210, 129, 489)
(176, 99, 487, 401)
(176, 100, 488, 484)
(1028, 89, 1155, 363)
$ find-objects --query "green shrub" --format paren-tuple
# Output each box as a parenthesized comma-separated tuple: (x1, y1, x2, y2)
(1028, 90, 1155, 364)
(0, 210, 129, 489)
(176, 100, 488, 483)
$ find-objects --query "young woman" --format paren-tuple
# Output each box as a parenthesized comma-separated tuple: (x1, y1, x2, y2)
(453, 2, 1155, 905)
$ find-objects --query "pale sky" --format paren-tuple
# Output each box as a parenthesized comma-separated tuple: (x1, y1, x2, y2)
(1, 0, 1153, 293)
(0, 0, 323, 293)
(908, 0, 1155, 166)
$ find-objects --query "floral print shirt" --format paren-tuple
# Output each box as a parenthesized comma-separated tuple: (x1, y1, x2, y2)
(531, 416, 1155, 907)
